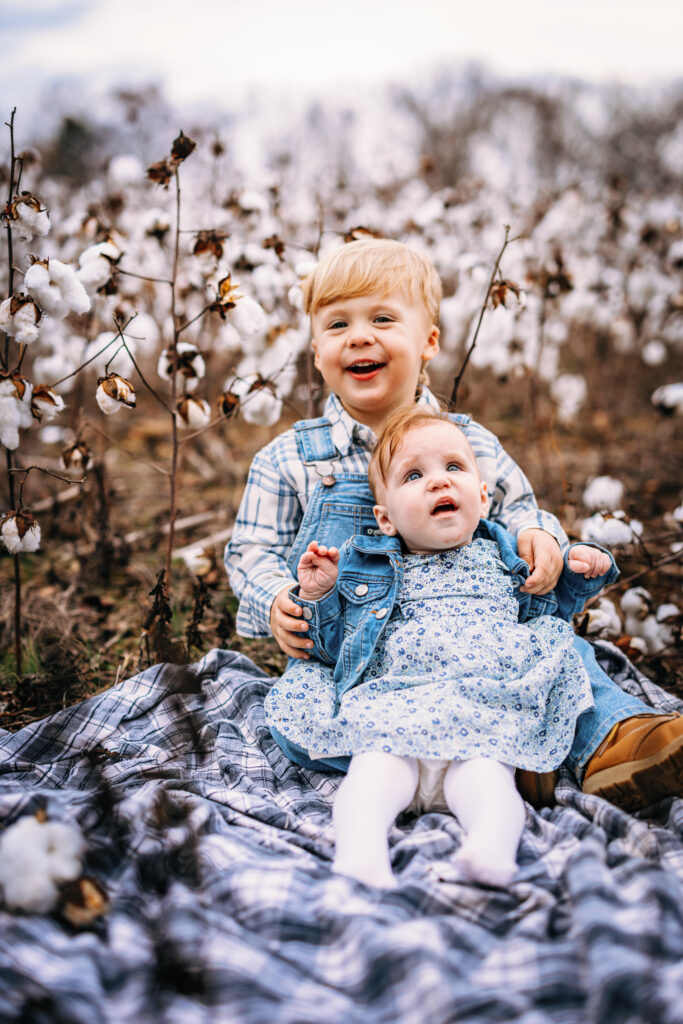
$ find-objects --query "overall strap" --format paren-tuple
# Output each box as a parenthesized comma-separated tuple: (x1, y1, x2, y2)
(293, 417, 339, 463)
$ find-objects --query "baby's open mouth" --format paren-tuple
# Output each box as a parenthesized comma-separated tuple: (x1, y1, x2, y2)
(346, 360, 385, 377)
(431, 499, 457, 516)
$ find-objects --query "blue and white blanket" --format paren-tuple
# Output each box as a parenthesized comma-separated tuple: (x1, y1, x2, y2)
(1, 645, 682, 1024)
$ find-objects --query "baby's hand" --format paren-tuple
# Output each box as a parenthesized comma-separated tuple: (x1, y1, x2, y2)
(567, 544, 612, 578)
(297, 541, 340, 601)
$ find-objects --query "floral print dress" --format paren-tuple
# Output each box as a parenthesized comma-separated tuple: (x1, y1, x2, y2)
(265, 539, 594, 771)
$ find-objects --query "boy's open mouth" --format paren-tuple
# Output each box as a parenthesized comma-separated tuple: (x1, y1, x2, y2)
(346, 360, 385, 379)
(431, 498, 457, 516)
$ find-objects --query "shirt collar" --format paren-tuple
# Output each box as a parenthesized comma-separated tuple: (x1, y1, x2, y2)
(323, 388, 442, 455)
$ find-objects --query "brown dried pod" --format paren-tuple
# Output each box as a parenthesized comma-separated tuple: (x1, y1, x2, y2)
(62, 440, 92, 471)
(217, 390, 240, 418)
(9, 294, 42, 324)
(59, 877, 109, 927)
(171, 131, 197, 164)
(147, 159, 173, 189)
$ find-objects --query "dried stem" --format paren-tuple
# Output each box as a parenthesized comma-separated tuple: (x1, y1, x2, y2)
(3, 109, 22, 674)
(449, 225, 514, 410)
(114, 321, 173, 415)
(165, 166, 183, 586)
(177, 304, 214, 336)
(117, 266, 173, 286)
(10, 464, 87, 506)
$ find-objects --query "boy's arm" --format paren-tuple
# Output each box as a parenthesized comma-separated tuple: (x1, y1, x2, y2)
(224, 446, 303, 637)
(466, 419, 568, 592)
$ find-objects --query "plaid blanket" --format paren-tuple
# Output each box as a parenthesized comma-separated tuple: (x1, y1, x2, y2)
(1, 644, 682, 1024)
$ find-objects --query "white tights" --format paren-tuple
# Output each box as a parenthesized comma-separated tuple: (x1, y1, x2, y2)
(331, 751, 525, 889)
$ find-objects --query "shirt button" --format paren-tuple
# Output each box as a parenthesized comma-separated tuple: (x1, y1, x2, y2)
(302, 607, 313, 620)
(355, 584, 368, 596)
(375, 608, 388, 619)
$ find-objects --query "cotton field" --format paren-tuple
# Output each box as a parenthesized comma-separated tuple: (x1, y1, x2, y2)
(0, 76, 681, 706)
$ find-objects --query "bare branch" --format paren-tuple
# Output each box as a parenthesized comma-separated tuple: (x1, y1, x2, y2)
(449, 225, 516, 410)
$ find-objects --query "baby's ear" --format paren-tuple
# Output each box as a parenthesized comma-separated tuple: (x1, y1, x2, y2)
(373, 505, 397, 537)
(479, 481, 490, 515)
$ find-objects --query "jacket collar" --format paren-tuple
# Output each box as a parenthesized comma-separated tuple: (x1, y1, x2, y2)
(348, 519, 530, 577)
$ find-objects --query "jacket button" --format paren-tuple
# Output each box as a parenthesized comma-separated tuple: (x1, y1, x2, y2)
(355, 583, 369, 596)
(375, 608, 388, 619)
(302, 607, 313, 620)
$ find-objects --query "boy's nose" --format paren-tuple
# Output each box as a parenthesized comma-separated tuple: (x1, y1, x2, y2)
(348, 322, 374, 345)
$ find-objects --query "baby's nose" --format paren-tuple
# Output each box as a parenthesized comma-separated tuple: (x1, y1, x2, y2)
(427, 473, 450, 489)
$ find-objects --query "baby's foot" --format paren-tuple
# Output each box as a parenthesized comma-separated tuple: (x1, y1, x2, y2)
(332, 855, 397, 890)
(452, 844, 517, 888)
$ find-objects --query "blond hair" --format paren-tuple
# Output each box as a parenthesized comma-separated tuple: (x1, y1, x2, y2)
(301, 238, 442, 324)
(368, 406, 475, 498)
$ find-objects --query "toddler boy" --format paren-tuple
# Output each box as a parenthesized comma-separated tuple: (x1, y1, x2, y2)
(225, 238, 683, 812)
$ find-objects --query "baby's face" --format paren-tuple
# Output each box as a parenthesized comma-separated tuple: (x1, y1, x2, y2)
(373, 422, 489, 554)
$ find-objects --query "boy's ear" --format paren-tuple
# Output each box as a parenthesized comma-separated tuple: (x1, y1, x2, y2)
(373, 504, 397, 537)
(311, 337, 322, 371)
(421, 325, 440, 363)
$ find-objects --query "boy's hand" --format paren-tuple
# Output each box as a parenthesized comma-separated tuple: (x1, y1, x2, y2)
(270, 588, 314, 660)
(567, 544, 611, 578)
(518, 529, 563, 594)
(297, 542, 340, 601)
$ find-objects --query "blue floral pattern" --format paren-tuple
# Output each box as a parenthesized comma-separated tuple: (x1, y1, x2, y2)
(265, 539, 594, 771)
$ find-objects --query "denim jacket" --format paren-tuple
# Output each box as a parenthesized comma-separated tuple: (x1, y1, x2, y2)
(290, 518, 618, 703)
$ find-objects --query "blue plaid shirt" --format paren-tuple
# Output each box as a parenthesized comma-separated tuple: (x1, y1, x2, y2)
(225, 390, 568, 637)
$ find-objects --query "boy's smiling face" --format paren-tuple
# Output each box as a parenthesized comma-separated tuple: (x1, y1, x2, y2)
(373, 421, 489, 554)
(311, 288, 439, 434)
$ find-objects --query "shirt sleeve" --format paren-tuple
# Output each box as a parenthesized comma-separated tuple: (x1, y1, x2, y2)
(224, 443, 303, 637)
(465, 419, 569, 552)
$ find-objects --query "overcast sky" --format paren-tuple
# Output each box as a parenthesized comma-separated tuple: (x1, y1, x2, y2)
(2, 0, 682, 120)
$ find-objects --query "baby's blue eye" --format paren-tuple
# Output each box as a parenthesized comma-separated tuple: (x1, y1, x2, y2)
(405, 470, 421, 482)
(446, 462, 462, 472)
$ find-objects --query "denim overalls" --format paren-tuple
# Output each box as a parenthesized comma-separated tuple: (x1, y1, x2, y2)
(269, 416, 652, 779)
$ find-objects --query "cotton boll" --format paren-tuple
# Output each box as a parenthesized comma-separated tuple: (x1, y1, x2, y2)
(580, 513, 635, 546)
(620, 587, 651, 620)
(241, 385, 282, 426)
(157, 343, 205, 390)
(96, 374, 136, 415)
(77, 241, 120, 295)
(31, 386, 66, 423)
(583, 476, 625, 511)
(641, 340, 667, 366)
(574, 597, 622, 639)
(107, 154, 144, 186)
(8, 194, 50, 242)
(0, 510, 41, 553)
(0, 296, 42, 344)
(0, 815, 84, 913)
(231, 295, 268, 337)
(25, 259, 91, 320)
(652, 383, 683, 414)
(176, 396, 211, 429)
(550, 373, 587, 422)
(0, 376, 33, 450)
